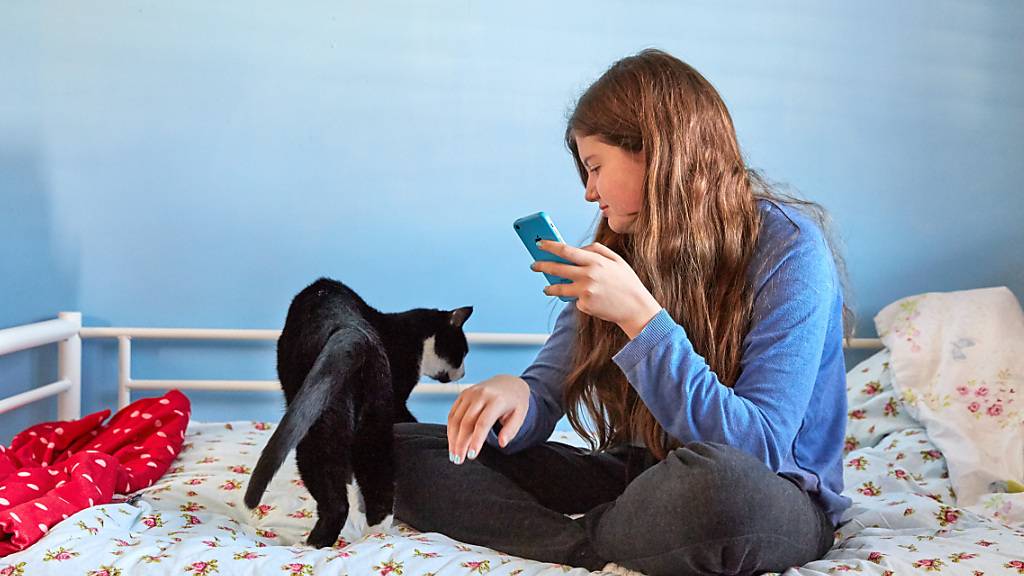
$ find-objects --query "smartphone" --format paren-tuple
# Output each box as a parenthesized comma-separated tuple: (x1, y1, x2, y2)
(513, 212, 576, 302)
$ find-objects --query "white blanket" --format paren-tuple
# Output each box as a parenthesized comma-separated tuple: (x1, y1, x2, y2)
(875, 286, 1024, 506)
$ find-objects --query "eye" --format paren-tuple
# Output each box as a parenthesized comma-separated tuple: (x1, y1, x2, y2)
(588, 165, 600, 174)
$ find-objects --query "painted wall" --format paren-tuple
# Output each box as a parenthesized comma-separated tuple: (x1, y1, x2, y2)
(2, 1, 1022, 442)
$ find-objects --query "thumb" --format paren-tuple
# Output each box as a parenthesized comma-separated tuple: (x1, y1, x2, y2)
(498, 404, 527, 448)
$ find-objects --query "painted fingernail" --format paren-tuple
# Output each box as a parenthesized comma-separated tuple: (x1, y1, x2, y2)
(467, 449, 477, 459)
(453, 454, 463, 465)
(449, 452, 456, 463)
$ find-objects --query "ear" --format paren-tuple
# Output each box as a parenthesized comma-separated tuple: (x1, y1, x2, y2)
(449, 306, 473, 328)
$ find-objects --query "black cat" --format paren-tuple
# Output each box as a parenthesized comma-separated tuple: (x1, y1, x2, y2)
(244, 277, 472, 548)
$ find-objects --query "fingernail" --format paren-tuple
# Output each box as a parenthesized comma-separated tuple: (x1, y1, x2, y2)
(449, 452, 456, 463)
(535, 240, 542, 247)
(453, 454, 463, 465)
(467, 449, 477, 459)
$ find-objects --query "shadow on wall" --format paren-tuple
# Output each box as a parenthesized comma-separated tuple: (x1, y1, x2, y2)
(0, 146, 79, 444)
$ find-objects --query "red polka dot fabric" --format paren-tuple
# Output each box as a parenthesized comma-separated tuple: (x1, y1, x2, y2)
(0, 390, 190, 555)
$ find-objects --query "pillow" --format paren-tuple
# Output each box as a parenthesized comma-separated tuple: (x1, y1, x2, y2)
(875, 286, 1024, 506)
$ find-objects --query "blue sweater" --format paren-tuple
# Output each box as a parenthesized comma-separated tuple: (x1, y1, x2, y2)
(486, 199, 852, 525)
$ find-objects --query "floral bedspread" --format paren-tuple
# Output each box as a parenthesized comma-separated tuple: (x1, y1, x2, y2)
(2, 351, 1023, 575)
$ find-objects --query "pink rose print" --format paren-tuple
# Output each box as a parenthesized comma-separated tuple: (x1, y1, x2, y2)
(975, 386, 989, 397)
(857, 482, 881, 497)
(968, 402, 981, 413)
(282, 563, 314, 576)
(883, 398, 900, 417)
(185, 478, 206, 486)
(228, 465, 251, 474)
(220, 480, 242, 491)
(233, 552, 263, 560)
(252, 504, 275, 519)
(462, 560, 492, 574)
(182, 513, 203, 525)
(956, 385, 969, 396)
(949, 552, 977, 563)
(935, 506, 960, 526)
(903, 507, 915, 516)
(412, 549, 440, 559)
(847, 457, 868, 471)
(974, 539, 995, 547)
(86, 566, 122, 576)
(253, 422, 272, 431)
(912, 558, 945, 572)
(373, 560, 404, 575)
(1005, 560, 1024, 574)
(920, 450, 942, 462)
(848, 409, 866, 420)
(862, 381, 882, 396)
(987, 403, 1003, 417)
(185, 559, 219, 576)
(844, 436, 860, 454)
(43, 547, 80, 562)
(867, 551, 884, 563)
(141, 515, 164, 528)
(256, 528, 278, 539)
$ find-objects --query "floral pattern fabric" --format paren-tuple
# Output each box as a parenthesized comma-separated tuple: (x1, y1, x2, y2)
(3, 345, 1024, 575)
(875, 286, 1024, 506)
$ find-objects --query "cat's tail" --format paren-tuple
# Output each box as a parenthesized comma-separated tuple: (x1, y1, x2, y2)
(244, 326, 379, 509)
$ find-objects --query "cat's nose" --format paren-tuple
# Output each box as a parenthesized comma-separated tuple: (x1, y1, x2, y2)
(435, 372, 451, 383)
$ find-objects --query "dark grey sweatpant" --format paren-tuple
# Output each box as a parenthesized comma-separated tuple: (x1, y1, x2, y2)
(393, 422, 834, 576)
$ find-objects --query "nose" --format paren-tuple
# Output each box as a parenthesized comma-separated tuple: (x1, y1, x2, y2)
(584, 180, 599, 203)
(436, 373, 451, 383)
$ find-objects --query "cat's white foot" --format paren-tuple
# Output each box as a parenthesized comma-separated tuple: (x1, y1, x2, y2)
(365, 513, 394, 535)
(601, 562, 646, 575)
(346, 482, 368, 535)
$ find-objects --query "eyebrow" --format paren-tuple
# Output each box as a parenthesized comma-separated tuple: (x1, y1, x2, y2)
(582, 154, 597, 168)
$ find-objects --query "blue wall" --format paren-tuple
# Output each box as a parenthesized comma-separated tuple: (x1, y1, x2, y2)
(2, 1, 1022, 443)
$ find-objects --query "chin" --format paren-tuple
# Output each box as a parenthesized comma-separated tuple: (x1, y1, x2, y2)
(607, 218, 635, 234)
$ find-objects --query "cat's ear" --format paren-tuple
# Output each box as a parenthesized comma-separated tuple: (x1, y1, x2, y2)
(449, 306, 473, 328)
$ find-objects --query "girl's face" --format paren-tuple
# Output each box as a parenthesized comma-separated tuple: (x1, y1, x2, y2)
(574, 133, 646, 234)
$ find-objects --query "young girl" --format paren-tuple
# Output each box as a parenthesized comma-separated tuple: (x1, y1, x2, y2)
(393, 49, 852, 576)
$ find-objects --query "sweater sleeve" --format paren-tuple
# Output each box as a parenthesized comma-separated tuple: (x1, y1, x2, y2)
(485, 304, 575, 454)
(611, 233, 837, 471)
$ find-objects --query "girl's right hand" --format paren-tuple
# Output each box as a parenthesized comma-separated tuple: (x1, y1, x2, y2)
(447, 374, 530, 464)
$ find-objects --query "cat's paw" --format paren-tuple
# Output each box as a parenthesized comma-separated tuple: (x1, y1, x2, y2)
(364, 513, 394, 536)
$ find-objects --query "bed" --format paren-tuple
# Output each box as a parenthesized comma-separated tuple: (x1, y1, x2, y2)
(1, 307, 1022, 575)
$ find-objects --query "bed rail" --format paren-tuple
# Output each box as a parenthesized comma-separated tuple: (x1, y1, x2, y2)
(1, 312, 883, 413)
(0, 312, 82, 419)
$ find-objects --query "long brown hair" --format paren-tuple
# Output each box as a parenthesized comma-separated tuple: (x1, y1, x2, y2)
(563, 49, 853, 460)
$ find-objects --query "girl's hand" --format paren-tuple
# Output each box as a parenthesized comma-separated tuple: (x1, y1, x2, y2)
(533, 240, 662, 339)
(447, 374, 530, 464)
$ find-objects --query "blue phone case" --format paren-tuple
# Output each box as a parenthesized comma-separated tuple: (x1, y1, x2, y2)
(513, 212, 576, 302)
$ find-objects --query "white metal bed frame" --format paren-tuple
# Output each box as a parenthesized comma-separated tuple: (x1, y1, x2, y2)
(0, 312, 884, 421)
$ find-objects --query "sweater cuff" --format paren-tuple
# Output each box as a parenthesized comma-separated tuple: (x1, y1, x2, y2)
(613, 308, 678, 372)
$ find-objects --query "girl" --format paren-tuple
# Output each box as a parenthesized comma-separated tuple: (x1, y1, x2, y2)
(394, 49, 852, 576)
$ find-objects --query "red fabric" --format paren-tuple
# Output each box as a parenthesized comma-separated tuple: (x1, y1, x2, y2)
(0, 390, 190, 556)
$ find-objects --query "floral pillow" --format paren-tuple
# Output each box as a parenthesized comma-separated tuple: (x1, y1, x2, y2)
(875, 286, 1024, 506)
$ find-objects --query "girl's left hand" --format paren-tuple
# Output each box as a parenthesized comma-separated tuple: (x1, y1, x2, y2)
(532, 240, 662, 339)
